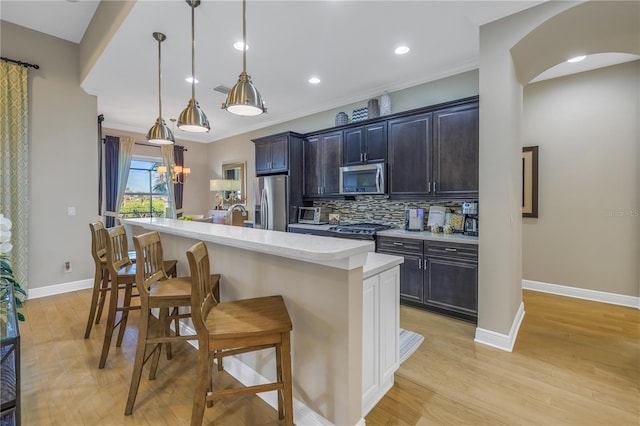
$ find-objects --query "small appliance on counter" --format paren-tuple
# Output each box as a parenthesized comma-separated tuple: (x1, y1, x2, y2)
(462, 202, 479, 236)
(298, 206, 331, 224)
(404, 209, 424, 231)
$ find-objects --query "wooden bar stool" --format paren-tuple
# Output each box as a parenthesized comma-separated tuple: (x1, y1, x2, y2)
(185, 241, 293, 426)
(97, 225, 177, 369)
(85, 222, 166, 339)
(124, 231, 220, 415)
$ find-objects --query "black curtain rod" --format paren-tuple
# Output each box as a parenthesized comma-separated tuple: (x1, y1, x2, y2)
(101, 137, 187, 151)
(1, 56, 40, 69)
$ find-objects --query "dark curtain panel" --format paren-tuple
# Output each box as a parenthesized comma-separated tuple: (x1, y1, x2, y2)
(97, 115, 104, 216)
(104, 135, 120, 228)
(174, 145, 184, 218)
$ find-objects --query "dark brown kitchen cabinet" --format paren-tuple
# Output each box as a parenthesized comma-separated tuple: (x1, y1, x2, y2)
(376, 236, 477, 323)
(343, 122, 387, 166)
(387, 113, 432, 196)
(304, 131, 342, 198)
(432, 102, 479, 198)
(254, 133, 291, 175)
(387, 98, 479, 200)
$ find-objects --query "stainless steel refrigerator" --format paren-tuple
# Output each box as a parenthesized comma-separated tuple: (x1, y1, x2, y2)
(254, 175, 289, 231)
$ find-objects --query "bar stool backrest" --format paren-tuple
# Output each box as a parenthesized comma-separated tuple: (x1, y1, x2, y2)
(186, 241, 218, 338)
(89, 222, 107, 264)
(100, 226, 133, 277)
(132, 231, 169, 300)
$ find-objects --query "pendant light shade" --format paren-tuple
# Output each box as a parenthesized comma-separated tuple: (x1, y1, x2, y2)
(222, 0, 266, 116)
(147, 32, 174, 144)
(178, 0, 210, 132)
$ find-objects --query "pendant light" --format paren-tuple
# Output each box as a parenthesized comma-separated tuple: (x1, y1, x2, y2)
(146, 32, 174, 144)
(222, 0, 266, 116)
(178, 0, 210, 132)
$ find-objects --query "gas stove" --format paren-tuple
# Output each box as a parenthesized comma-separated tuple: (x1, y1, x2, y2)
(327, 223, 393, 240)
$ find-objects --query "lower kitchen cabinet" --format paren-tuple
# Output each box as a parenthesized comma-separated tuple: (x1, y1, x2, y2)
(362, 265, 399, 417)
(377, 236, 477, 323)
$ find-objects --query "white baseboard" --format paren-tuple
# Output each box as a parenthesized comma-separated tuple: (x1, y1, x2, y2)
(474, 302, 525, 352)
(27, 278, 93, 299)
(523, 279, 640, 309)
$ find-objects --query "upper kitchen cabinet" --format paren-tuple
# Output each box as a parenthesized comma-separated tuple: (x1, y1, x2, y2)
(253, 132, 304, 176)
(304, 130, 343, 198)
(387, 97, 479, 200)
(388, 112, 432, 196)
(432, 102, 479, 198)
(343, 122, 387, 166)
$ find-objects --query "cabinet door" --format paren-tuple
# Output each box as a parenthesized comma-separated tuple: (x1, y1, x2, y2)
(388, 113, 432, 196)
(432, 103, 479, 197)
(255, 141, 271, 174)
(303, 136, 321, 197)
(321, 131, 343, 195)
(362, 275, 379, 407)
(399, 254, 424, 303)
(378, 266, 399, 385)
(424, 256, 477, 317)
(364, 122, 387, 163)
(269, 135, 289, 172)
(343, 128, 364, 166)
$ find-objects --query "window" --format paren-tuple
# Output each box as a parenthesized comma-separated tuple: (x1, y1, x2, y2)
(119, 158, 169, 218)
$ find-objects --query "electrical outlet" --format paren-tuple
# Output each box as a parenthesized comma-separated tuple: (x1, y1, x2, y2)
(68, 206, 76, 216)
(64, 261, 72, 272)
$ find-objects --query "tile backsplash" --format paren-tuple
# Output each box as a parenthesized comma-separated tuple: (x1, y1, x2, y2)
(313, 196, 465, 228)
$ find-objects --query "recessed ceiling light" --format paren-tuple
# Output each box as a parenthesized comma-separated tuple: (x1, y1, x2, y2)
(308, 77, 321, 85)
(394, 46, 410, 55)
(567, 55, 586, 63)
(233, 41, 248, 51)
(185, 76, 199, 84)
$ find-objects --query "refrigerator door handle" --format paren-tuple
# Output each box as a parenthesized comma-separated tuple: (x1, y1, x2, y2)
(261, 188, 267, 229)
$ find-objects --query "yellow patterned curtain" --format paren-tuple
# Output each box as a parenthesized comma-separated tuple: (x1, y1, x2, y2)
(0, 62, 29, 290)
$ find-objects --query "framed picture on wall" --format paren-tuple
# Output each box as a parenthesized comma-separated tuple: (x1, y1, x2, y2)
(522, 146, 539, 218)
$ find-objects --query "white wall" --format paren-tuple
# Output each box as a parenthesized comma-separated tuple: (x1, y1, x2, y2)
(522, 61, 639, 297)
(1, 21, 98, 291)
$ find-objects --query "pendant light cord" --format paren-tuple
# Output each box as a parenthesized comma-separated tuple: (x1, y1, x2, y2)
(191, 3, 196, 100)
(242, 0, 247, 74)
(157, 36, 163, 118)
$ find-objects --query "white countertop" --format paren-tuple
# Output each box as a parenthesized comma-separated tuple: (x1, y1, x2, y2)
(377, 229, 479, 244)
(125, 218, 375, 270)
(362, 252, 404, 279)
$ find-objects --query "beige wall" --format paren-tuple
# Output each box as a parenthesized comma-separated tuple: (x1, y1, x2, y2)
(1, 21, 98, 291)
(207, 70, 480, 216)
(522, 61, 639, 297)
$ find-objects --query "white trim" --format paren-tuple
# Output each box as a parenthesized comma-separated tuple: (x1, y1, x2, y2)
(523, 279, 640, 309)
(474, 302, 525, 352)
(27, 278, 93, 299)
(355, 418, 367, 426)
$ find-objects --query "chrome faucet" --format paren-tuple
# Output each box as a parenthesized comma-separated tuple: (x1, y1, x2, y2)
(226, 203, 248, 225)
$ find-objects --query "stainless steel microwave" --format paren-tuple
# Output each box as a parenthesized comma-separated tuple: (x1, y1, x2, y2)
(298, 206, 331, 224)
(339, 163, 385, 195)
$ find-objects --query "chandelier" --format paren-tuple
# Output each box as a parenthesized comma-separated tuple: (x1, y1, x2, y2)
(158, 164, 190, 184)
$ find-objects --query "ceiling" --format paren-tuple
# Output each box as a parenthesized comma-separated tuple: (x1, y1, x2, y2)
(3, 0, 636, 144)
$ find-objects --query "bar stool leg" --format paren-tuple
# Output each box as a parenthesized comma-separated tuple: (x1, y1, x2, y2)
(95, 268, 110, 325)
(84, 266, 105, 338)
(98, 277, 120, 369)
(282, 332, 294, 426)
(276, 341, 284, 419)
(116, 283, 134, 347)
(190, 346, 210, 426)
(125, 305, 150, 415)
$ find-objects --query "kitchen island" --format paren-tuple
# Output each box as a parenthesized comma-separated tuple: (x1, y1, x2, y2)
(124, 218, 402, 426)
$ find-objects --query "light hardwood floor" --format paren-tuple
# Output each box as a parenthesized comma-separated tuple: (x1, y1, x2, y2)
(18, 289, 639, 425)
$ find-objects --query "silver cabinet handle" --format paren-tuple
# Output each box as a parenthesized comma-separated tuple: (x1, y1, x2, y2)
(444, 248, 457, 252)
(360, 153, 364, 162)
(418, 258, 422, 269)
(393, 242, 404, 246)
(428, 181, 431, 192)
(364, 153, 368, 162)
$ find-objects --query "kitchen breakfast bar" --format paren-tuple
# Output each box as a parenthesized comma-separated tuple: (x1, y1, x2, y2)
(124, 218, 403, 426)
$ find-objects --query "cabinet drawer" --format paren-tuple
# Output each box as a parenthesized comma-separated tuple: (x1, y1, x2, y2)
(425, 241, 477, 260)
(376, 237, 423, 254)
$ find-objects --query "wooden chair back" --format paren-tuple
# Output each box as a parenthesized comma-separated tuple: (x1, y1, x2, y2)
(101, 225, 133, 277)
(132, 231, 169, 300)
(89, 222, 107, 265)
(186, 241, 218, 338)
